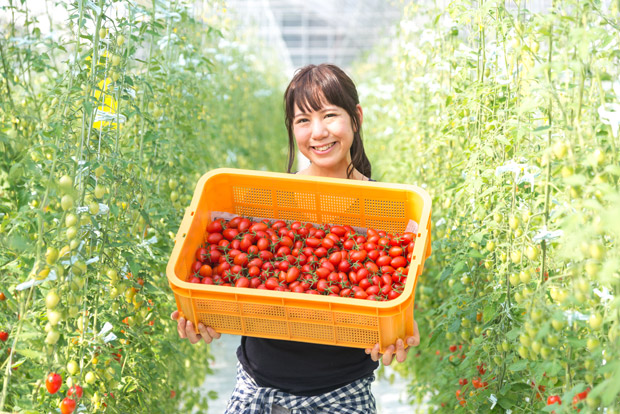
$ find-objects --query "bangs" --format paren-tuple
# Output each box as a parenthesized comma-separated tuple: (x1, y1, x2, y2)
(286, 65, 358, 120)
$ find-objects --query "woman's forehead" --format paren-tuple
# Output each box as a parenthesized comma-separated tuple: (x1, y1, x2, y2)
(294, 94, 337, 115)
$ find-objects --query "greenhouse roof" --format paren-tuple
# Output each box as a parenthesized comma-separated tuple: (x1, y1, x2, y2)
(226, 0, 405, 74)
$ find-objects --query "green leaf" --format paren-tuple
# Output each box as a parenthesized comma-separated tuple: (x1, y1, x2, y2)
(508, 360, 528, 372)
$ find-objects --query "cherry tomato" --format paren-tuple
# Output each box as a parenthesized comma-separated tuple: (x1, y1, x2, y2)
(45, 372, 62, 394)
(60, 397, 76, 414)
(207, 220, 223, 233)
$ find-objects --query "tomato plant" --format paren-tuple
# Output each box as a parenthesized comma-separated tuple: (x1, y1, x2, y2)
(0, 0, 286, 412)
(358, 0, 619, 412)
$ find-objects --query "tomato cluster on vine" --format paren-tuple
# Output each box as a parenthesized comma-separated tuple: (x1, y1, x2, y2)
(189, 216, 416, 301)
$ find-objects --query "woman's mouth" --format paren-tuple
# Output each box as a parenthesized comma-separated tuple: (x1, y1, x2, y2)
(311, 142, 336, 153)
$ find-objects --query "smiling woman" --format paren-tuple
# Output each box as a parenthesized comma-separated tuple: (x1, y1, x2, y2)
(284, 64, 372, 181)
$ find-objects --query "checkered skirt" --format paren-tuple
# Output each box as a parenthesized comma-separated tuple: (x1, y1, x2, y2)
(224, 362, 377, 414)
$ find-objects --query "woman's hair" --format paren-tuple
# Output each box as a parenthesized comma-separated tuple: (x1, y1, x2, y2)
(283, 64, 372, 179)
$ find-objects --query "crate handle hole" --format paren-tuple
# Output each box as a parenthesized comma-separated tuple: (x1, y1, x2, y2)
(417, 233, 421, 237)
(190, 211, 195, 216)
(182, 233, 186, 238)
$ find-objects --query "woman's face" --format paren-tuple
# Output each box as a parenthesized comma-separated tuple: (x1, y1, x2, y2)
(292, 99, 362, 174)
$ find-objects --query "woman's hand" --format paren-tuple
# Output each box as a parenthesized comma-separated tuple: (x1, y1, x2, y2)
(365, 320, 420, 366)
(171, 310, 221, 344)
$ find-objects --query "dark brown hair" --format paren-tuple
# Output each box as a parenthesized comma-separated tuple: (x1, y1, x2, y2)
(284, 64, 371, 179)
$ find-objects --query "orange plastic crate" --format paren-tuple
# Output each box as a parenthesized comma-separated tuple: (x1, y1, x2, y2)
(166, 168, 432, 352)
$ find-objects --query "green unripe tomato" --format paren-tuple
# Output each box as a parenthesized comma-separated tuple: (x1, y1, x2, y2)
(508, 215, 520, 229)
(493, 212, 503, 223)
(58, 175, 74, 192)
(589, 243, 605, 261)
(94, 185, 106, 199)
(116, 34, 125, 46)
(45, 329, 60, 345)
(525, 246, 539, 261)
(502, 341, 510, 352)
(66, 226, 78, 240)
(85, 371, 96, 384)
(47, 310, 62, 325)
(89, 201, 100, 215)
(486, 240, 496, 252)
(45, 247, 59, 265)
(589, 313, 603, 330)
(547, 334, 559, 347)
(530, 340, 541, 354)
(518, 345, 529, 359)
(94, 165, 105, 177)
(509, 273, 520, 286)
(67, 360, 79, 375)
(511, 250, 521, 264)
(540, 345, 551, 359)
(65, 213, 78, 227)
(61, 194, 75, 211)
(45, 289, 60, 309)
(519, 333, 531, 347)
(586, 338, 600, 351)
(519, 270, 531, 284)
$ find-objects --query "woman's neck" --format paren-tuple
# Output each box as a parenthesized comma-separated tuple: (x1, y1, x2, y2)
(300, 164, 367, 181)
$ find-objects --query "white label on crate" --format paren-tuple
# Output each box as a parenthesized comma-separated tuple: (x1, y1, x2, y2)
(405, 219, 419, 234)
(212, 211, 418, 235)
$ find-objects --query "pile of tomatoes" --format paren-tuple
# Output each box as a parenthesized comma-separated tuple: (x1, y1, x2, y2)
(188, 216, 416, 301)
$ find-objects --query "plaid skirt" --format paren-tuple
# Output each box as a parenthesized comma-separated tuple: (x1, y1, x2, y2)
(224, 362, 377, 414)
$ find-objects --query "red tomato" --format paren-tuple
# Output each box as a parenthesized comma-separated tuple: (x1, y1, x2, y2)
(349, 250, 367, 263)
(237, 218, 251, 232)
(199, 265, 212, 277)
(328, 251, 342, 266)
(191, 261, 202, 274)
(60, 397, 76, 414)
(378, 237, 390, 249)
(202, 277, 213, 285)
(342, 239, 356, 250)
(321, 237, 335, 250)
(354, 290, 368, 299)
(265, 277, 279, 290)
(271, 220, 286, 230)
(286, 267, 300, 283)
(388, 246, 404, 257)
(250, 222, 268, 232)
(248, 266, 261, 278)
(329, 225, 346, 237)
(376, 255, 392, 266)
(207, 249, 222, 264)
(338, 260, 351, 273)
(228, 216, 242, 228)
(67, 385, 83, 399)
(45, 372, 62, 394)
(234, 277, 249, 288)
(547, 395, 561, 405)
(256, 237, 270, 251)
(358, 278, 371, 290)
(364, 261, 379, 274)
(316, 268, 330, 279)
(391, 256, 407, 268)
(314, 247, 328, 258)
(340, 288, 352, 297)
(316, 279, 329, 293)
(195, 247, 209, 261)
(207, 232, 224, 244)
(223, 228, 239, 241)
(259, 250, 274, 261)
(207, 220, 223, 233)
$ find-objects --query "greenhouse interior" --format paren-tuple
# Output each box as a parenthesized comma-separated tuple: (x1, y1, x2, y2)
(0, 0, 619, 413)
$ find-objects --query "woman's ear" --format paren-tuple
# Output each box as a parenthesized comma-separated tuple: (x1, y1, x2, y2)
(355, 104, 363, 132)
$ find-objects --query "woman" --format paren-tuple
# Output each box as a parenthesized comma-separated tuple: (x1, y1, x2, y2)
(171, 64, 420, 414)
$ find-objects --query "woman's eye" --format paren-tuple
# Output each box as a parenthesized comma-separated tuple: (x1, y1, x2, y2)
(295, 118, 308, 124)
(325, 113, 337, 118)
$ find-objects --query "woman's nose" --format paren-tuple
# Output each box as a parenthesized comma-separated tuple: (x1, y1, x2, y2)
(310, 119, 328, 140)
